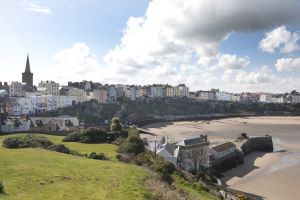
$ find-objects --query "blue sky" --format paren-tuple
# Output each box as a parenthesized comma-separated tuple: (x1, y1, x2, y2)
(1, 0, 300, 93)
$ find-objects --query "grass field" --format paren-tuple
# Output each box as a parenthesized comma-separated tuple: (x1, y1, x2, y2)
(0, 134, 150, 200)
(0, 133, 218, 200)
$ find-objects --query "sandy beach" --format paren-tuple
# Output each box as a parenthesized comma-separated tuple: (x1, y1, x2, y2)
(141, 116, 300, 200)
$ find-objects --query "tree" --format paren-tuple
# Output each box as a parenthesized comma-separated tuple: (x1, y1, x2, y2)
(186, 147, 208, 172)
(110, 117, 122, 132)
(117, 136, 145, 155)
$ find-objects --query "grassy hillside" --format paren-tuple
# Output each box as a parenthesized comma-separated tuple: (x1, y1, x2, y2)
(0, 134, 219, 200)
(0, 134, 150, 200)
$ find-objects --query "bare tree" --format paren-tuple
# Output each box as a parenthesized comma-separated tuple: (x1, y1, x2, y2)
(187, 146, 208, 172)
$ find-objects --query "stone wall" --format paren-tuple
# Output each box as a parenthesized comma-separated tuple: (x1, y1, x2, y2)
(241, 136, 273, 155)
(211, 151, 244, 173)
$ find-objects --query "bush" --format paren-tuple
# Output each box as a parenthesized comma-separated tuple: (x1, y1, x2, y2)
(128, 128, 139, 137)
(117, 136, 145, 155)
(80, 128, 108, 143)
(135, 153, 153, 167)
(116, 153, 131, 163)
(62, 132, 81, 142)
(112, 136, 126, 146)
(0, 181, 4, 193)
(88, 152, 108, 160)
(154, 159, 176, 175)
(63, 128, 109, 144)
(110, 117, 122, 132)
(3, 135, 53, 149)
(159, 173, 174, 185)
(47, 144, 71, 154)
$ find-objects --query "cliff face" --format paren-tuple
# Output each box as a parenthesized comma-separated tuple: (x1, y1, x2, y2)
(35, 98, 300, 123)
(241, 136, 274, 155)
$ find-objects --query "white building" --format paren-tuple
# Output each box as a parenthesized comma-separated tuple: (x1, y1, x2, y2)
(291, 95, 300, 103)
(56, 96, 73, 109)
(6, 102, 22, 116)
(198, 91, 215, 100)
(216, 91, 231, 101)
(150, 85, 163, 98)
(108, 85, 117, 101)
(210, 142, 237, 159)
(38, 81, 59, 96)
(136, 87, 148, 98)
(125, 86, 137, 100)
(17, 96, 37, 115)
(230, 94, 241, 102)
(9, 82, 23, 97)
(155, 135, 210, 171)
(259, 94, 273, 103)
(176, 84, 189, 97)
(176, 136, 210, 170)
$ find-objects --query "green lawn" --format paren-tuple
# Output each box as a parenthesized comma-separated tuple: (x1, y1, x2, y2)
(0, 133, 218, 200)
(0, 134, 150, 200)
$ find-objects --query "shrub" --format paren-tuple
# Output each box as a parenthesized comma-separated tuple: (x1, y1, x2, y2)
(135, 153, 153, 167)
(88, 152, 108, 160)
(63, 128, 109, 144)
(112, 136, 126, 146)
(3, 135, 53, 149)
(79, 128, 108, 143)
(154, 159, 176, 175)
(47, 144, 71, 154)
(62, 132, 81, 142)
(117, 136, 145, 155)
(0, 181, 4, 193)
(128, 128, 139, 137)
(110, 117, 122, 132)
(159, 173, 174, 185)
(116, 153, 131, 163)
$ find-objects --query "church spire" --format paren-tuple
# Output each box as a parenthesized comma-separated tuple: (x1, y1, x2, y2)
(25, 54, 31, 73)
(22, 54, 33, 86)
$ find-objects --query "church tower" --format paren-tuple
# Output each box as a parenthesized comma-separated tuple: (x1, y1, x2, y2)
(22, 54, 33, 86)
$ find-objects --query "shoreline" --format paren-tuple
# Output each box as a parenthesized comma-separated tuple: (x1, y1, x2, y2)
(141, 116, 300, 200)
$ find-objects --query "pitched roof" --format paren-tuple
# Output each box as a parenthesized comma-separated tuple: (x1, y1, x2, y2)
(212, 142, 236, 153)
(177, 137, 207, 146)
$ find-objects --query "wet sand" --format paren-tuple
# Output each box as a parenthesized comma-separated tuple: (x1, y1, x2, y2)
(142, 116, 300, 200)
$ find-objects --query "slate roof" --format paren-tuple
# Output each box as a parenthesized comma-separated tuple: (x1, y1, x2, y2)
(177, 137, 207, 146)
(212, 142, 236, 153)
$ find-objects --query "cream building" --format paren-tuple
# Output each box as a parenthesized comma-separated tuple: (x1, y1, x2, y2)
(38, 81, 59, 96)
(176, 84, 189, 97)
(91, 89, 108, 104)
(68, 87, 87, 103)
(9, 82, 23, 97)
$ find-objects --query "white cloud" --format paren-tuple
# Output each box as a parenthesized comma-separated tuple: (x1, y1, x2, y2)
(217, 54, 249, 70)
(24, 1, 52, 15)
(105, 0, 300, 71)
(275, 57, 300, 71)
(259, 26, 300, 53)
(51, 43, 102, 83)
(103, 0, 300, 93)
(235, 65, 277, 84)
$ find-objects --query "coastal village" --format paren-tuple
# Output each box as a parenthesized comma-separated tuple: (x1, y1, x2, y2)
(0, 56, 300, 118)
(0, 55, 297, 200)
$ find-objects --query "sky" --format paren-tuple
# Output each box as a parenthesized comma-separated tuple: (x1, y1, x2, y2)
(0, 0, 300, 93)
